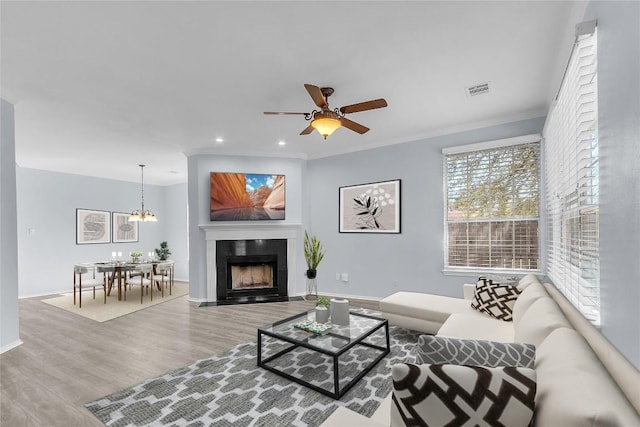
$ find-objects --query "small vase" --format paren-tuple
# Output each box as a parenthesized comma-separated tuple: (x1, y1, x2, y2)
(305, 277, 317, 301)
(315, 306, 329, 323)
(330, 298, 350, 325)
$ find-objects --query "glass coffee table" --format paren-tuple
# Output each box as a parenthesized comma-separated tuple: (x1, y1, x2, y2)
(257, 310, 390, 399)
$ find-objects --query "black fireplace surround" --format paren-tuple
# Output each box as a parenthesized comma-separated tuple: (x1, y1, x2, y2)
(215, 239, 288, 304)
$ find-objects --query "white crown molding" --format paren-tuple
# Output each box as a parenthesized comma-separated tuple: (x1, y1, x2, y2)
(183, 147, 308, 160)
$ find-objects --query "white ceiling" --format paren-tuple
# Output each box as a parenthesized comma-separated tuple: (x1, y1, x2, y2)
(1, 1, 583, 185)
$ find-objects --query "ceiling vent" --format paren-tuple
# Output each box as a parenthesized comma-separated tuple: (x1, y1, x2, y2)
(466, 82, 490, 97)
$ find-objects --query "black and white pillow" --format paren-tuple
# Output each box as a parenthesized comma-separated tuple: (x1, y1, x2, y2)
(391, 363, 536, 427)
(414, 335, 535, 368)
(471, 277, 521, 321)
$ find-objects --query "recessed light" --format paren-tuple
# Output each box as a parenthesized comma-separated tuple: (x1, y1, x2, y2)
(215, 137, 224, 143)
(278, 140, 286, 146)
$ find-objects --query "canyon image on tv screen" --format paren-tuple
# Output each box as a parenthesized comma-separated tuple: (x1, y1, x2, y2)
(210, 172, 285, 221)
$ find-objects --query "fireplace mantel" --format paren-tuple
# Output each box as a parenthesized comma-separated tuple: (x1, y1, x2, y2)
(199, 223, 302, 241)
(199, 223, 302, 301)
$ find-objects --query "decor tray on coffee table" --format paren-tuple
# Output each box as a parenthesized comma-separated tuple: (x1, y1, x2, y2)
(257, 310, 390, 399)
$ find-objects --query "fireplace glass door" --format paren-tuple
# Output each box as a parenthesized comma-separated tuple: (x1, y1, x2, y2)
(230, 264, 274, 290)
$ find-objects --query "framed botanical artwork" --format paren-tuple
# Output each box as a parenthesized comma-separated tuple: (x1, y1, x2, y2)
(112, 212, 139, 243)
(339, 179, 401, 233)
(76, 209, 111, 244)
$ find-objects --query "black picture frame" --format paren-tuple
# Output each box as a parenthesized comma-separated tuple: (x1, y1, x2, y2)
(76, 208, 111, 244)
(112, 212, 139, 243)
(339, 179, 401, 233)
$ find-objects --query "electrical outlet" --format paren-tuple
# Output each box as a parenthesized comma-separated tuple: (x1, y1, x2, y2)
(335, 273, 341, 280)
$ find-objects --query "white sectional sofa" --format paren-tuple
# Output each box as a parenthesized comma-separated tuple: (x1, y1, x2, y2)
(321, 274, 640, 426)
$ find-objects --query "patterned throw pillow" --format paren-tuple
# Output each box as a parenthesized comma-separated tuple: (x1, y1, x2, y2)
(414, 335, 535, 368)
(471, 277, 521, 321)
(391, 363, 536, 427)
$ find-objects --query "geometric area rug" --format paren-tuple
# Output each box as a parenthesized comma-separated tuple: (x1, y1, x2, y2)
(85, 311, 421, 426)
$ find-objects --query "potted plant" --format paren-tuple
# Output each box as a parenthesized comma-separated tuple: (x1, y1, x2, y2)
(130, 251, 143, 262)
(315, 296, 331, 323)
(155, 241, 171, 261)
(303, 231, 325, 300)
(303, 231, 325, 279)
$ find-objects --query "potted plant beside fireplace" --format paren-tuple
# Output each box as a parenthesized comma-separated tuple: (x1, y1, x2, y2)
(303, 230, 325, 300)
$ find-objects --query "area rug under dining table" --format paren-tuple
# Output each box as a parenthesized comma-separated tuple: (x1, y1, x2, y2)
(42, 281, 189, 323)
(85, 315, 421, 427)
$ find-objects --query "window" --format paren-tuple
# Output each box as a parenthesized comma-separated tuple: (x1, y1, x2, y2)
(543, 26, 599, 324)
(444, 137, 541, 273)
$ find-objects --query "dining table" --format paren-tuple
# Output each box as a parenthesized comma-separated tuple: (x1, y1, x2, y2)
(91, 260, 173, 301)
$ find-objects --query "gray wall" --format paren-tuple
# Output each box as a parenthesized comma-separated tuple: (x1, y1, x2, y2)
(1, 99, 21, 352)
(301, 0, 640, 368)
(163, 183, 189, 281)
(306, 118, 545, 300)
(584, 0, 640, 367)
(15, 168, 188, 297)
(187, 155, 307, 301)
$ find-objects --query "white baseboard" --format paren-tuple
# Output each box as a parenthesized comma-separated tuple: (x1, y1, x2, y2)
(20, 291, 68, 299)
(1, 339, 23, 354)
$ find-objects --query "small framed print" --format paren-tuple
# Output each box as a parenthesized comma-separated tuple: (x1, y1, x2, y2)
(76, 209, 111, 244)
(339, 179, 401, 233)
(112, 212, 139, 243)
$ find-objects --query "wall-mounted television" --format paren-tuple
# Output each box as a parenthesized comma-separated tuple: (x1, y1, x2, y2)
(210, 172, 285, 221)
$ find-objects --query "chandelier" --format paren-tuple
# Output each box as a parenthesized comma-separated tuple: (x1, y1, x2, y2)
(129, 164, 157, 222)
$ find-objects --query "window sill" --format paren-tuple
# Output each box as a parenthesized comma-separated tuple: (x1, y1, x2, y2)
(442, 268, 541, 279)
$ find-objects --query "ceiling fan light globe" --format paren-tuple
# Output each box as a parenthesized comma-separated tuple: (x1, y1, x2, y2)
(311, 117, 341, 139)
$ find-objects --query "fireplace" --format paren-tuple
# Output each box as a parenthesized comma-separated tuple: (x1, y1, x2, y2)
(200, 223, 301, 304)
(216, 239, 288, 304)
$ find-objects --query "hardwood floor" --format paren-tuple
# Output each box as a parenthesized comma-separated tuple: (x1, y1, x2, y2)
(0, 292, 379, 426)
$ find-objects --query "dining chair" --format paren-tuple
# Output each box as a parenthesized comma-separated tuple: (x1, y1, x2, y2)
(73, 264, 106, 308)
(95, 263, 116, 298)
(152, 262, 173, 297)
(125, 263, 154, 303)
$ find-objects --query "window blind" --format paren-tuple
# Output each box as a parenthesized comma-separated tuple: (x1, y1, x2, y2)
(543, 28, 599, 324)
(445, 141, 540, 272)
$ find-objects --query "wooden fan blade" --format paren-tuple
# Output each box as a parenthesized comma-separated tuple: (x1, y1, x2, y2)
(304, 84, 328, 108)
(340, 117, 369, 134)
(300, 124, 314, 135)
(339, 98, 387, 114)
(264, 111, 307, 115)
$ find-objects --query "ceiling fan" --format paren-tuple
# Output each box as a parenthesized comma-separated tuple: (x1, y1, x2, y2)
(264, 84, 388, 139)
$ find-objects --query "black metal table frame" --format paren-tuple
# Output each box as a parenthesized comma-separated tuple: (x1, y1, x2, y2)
(257, 311, 390, 399)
